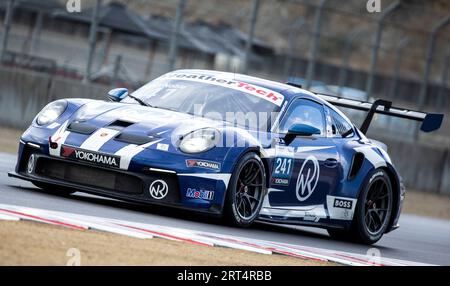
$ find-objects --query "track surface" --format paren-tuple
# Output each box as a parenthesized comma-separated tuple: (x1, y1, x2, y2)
(1, 152, 449, 265)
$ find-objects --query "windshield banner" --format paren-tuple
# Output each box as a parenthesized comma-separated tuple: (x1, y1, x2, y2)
(159, 72, 285, 106)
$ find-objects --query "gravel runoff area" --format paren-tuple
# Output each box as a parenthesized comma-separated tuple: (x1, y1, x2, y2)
(0, 221, 334, 266)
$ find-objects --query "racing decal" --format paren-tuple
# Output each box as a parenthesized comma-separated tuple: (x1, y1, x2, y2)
(271, 178, 290, 186)
(326, 195, 357, 221)
(160, 72, 284, 106)
(149, 180, 168, 200)
(333, 198, 353, 209)
(60, 145, 120, 168)
(114, 139, 162, 170)
(271, 157, 293, 186)
(296, 155, 320, 202)
(186, 188, 214, 201)
(354, 146, 387, 169)
(156, 143, 169, 151)
(79, 128, 120, 151)
(185, 159, 221, 171)
(27, 154, 36, 174)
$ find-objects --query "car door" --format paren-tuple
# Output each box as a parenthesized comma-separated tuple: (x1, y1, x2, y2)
(268, 98, 341, 208)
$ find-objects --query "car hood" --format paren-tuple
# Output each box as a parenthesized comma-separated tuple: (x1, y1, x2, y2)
(72, 100, 228, 141)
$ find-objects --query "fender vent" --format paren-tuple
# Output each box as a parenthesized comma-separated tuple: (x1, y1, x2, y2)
(348, 152, 364, 180)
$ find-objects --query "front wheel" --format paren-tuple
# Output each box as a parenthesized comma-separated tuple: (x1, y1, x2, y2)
(328, 169, 393, 244)
(223, 152, 266, 227)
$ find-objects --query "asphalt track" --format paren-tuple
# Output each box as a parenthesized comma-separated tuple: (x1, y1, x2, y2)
(1, 152, 449, 265)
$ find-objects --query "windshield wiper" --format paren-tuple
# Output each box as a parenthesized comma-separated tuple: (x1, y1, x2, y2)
(127, 94, 154, 107)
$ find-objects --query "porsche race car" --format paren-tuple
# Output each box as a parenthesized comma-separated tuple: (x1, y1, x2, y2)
(9, 69, 443, 244)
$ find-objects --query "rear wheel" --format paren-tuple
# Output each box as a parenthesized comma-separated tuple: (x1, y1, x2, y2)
(224, 152, 266, 227)
(328, 169, 393, 244)
(32, 182, 76, 196)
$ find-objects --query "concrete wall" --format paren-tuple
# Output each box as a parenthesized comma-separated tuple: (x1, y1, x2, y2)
(381, 138, 449, 194)
(0, 67, 109, 129)
(0, 67, 448, 194)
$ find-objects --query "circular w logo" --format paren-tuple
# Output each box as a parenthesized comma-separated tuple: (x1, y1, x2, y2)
(295, 155, 320, 202)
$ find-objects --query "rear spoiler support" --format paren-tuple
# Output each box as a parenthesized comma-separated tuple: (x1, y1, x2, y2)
(318, 94, 444, 134)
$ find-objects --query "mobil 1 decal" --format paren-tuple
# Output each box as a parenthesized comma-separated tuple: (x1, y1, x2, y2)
(271, 157, 293, 186)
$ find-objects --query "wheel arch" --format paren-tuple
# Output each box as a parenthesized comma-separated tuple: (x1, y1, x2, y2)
(223, 147, 269, 198)
(381, 164, 402, 233)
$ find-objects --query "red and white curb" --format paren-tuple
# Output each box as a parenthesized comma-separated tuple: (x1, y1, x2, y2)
(0, 203, 432, 266)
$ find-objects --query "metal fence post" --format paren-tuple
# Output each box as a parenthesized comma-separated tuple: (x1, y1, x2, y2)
(84, 0, 101, 83)
(305, 0, 328, 89)
(111, 54, 122, 88)
(242, 0, 260, 74)
(389, 37, 409, 98)
(167, 0, 186, 72)
(365, 0, 401, 100)
(0, 0, 15, 62)
(437, 52, 450, 108)
(418, 14, 450, 109)
(338, 27, 366, 94)
(283, 17, 305, 79)
(30, 11, 43, 54)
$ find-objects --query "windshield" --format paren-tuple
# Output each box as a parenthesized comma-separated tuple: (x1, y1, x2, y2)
(124, 73, 283, 131)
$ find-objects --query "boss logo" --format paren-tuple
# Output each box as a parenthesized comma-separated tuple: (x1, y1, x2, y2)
(334, 199, 353, 209)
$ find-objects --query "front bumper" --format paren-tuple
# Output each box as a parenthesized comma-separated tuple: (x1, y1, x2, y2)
(11, 148, 226, 215)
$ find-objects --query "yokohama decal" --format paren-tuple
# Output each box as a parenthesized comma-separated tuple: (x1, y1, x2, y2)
(61, 145, 120, 168)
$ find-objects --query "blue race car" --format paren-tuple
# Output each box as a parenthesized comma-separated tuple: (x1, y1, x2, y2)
(9, 69, 443, 244)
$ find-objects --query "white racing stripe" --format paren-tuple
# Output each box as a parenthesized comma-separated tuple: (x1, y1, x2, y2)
(49, 120, 71, 157)
(354, 146, 387, 169)
(114, 139, 162, 170)
(80, 128, 120, 151)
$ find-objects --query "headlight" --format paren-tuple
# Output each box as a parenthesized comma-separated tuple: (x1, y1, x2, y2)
(179, 128, 220, 154)
(36, 100, 67, 125)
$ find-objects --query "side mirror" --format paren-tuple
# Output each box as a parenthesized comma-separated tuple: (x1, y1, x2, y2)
(284, 123, 321, 145)
(108, 88, 128, 102)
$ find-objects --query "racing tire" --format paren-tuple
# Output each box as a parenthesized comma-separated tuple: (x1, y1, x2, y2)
(328, 169, 393, 244)
(224, 152, 267, 227)
(32, 182, 76, 196)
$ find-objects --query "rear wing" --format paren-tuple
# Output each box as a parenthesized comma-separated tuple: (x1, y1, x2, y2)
(317, 94, 444, 134)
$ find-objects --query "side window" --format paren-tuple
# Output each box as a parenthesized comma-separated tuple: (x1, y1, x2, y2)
(279, 99, 325, 134)
(328, 108, 354, 137)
